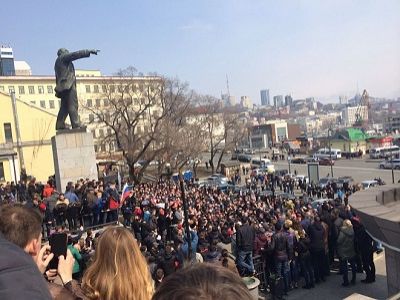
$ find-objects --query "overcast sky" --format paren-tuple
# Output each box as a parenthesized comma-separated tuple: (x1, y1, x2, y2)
(2, 0, 399, 103)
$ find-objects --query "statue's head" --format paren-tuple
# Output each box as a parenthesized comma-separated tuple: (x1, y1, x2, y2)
(57, 48, 69, 56)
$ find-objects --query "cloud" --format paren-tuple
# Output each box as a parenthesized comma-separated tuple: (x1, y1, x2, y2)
(179, 19, 214, 32)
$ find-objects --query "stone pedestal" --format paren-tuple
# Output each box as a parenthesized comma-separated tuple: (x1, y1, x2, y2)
(52, 129, 97, 192)
(386, 247, 400, 296)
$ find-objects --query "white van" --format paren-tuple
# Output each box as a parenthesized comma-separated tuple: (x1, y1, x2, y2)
(250, 158, 271, 168)
(314, 148, 342, 160)
(250, 158, 274, 173)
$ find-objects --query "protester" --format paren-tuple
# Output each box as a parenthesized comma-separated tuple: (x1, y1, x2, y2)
(61, 226, 153, 300)
(337, 219, 357, 286)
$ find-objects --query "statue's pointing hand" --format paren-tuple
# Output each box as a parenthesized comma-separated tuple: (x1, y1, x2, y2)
(90, 49, 99, 55)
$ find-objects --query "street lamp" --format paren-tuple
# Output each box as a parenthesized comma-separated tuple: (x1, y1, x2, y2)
(390, 142, 395, 184)
(328, 128, 334, 177)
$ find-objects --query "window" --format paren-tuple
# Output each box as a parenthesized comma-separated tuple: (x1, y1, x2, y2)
(93, 85, 99, 93)
(86, 99, 92, 107)
(38, 86, 44, 94)
(28, 86, 35, 94)
(40, 100, 46, 108)
(94, 145, 98, 152)
(92, 130, 96, 138)
(0, 86, 4, 92)
(95, 99, 101, 107)
(58, 100, 61, 108)
(107, 128, 112, 136)
(100, 144, 106, 152)
(103, 99, 109, 106)
(109, 142, 115, 151)
(18, 86, 25, 94)
(85, 85, 91, 93)
(89, 114, 94, 122)
(102, 85, 106, 93)
(8, 86, 15, 93)
(105, 112, 110, 122)
(49, 100, 55, 109)
(110, 85, 115, 93)
(30, 101, 36, 105)
(4, 123, 13, 143)
(47, 85, 53, 94)
(0, 162, 4, 181)
(99, 129, 104, 137)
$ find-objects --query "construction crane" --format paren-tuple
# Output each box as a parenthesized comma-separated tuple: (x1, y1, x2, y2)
(353, 89, 370, 128)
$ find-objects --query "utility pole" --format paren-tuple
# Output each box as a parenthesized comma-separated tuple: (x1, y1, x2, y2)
(10, 91, 25, 174)
(179, 170, 192, 262)
(391, 145, 395, 184)
(328, 128, 334, 177)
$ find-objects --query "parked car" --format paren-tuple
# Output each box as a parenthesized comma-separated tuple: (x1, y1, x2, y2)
(319, 158, 335, 166)
(207, 174, 229, 185)
(337, 176, 354, 189)
(318, 177, 337, 189)
(361, 180, 378, 189)
(238, 154, 252, 162)
(379, 159, 400, 169)
(244, 148, 255, 155)
(306, 156, 319, 163)
(311, 198, 330, 209)
(291, 157, 307, 164)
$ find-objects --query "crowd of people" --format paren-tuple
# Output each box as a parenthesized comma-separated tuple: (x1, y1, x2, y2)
(0, 168, 379, 299)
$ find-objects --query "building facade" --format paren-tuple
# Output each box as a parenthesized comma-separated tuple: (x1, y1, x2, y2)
(342, 105, 368, 126)
(240, 96, 252, 109)
(0, 71, 161, 154)
(260, 89, 270, 106)
(0, 91, 56, 182)
(0, 47, 15, 76)
(384, 115, 400, 133)
(273, 95, 284, 108)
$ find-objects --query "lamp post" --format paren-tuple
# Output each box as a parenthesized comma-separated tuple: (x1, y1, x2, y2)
(391, 143, 395, 184)
(178, 170, 192, 262)
(328, 128, 334, 177)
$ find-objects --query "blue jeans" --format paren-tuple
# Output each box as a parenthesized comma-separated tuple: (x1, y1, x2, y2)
(275, 259, 290, 293)
(237, 250, 254, 274)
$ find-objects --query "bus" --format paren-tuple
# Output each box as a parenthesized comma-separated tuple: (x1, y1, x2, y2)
(369, 146, 400, 159)
(314, 148, 342, 160)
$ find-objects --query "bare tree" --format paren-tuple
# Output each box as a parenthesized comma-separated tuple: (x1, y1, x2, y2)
(85, 67, 190, 183)
(215, 112, 247, 172)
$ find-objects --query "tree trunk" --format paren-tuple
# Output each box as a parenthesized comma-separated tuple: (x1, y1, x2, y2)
(216, 150, 225, 173)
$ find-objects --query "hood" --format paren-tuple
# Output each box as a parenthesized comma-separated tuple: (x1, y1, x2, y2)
(341, 226, 354, 237)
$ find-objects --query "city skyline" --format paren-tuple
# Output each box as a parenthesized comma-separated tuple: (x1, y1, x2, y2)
(1, 0, 399, 104)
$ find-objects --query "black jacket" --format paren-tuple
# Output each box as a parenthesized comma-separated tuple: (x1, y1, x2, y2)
(236, 224, 255, 252)
(0, 234, 52, 300)
(270, 231, 289, 261)
(307, 222, 325, 251)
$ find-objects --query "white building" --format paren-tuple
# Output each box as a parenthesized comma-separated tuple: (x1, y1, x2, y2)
(342, 106, 368, 126)
(240, 96, 252, 109)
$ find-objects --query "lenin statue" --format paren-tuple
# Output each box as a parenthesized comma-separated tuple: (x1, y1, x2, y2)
(54, 48, 98, 130)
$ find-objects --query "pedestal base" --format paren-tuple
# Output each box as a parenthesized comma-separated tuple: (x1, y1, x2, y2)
(52, 130, 97, 192)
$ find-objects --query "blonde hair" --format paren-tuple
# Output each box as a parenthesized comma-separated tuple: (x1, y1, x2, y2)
(343, 219, 353, 228)
(82, 227, 153, 300)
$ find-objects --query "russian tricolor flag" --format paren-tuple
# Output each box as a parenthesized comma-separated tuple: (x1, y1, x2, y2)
(120, 183, 134, 206)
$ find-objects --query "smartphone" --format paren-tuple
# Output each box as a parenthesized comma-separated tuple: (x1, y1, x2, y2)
(48, 233, 68, 269)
